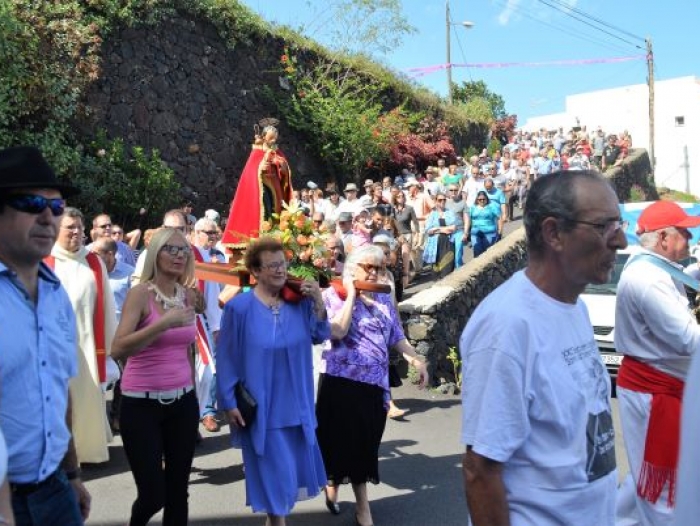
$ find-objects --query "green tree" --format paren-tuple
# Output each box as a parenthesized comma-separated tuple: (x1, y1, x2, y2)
(452, 80, 508, 120)
(293, 0, 415, 56)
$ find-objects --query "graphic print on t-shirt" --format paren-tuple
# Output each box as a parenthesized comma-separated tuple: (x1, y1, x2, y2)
(561, 340, 616, 482)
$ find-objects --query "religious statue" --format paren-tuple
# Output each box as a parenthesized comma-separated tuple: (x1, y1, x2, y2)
(221, 118, 294, 247)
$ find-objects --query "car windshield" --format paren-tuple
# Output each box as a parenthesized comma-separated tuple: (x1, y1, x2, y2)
(584, 253, 630, 295)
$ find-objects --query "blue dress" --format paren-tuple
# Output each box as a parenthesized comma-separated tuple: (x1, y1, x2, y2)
(216, 292, 331, 515)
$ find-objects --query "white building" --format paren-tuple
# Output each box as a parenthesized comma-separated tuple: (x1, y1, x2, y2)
(524, 76, 700, 197)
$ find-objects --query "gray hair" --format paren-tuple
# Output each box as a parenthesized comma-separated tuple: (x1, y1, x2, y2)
(343, 245, 385, 281)
(524, 170, 610, 254)
(639, 228, 680, 249)
(194, 217, 216, 232)
(62, 206, 84, 223)
(638, 231, 659, 249)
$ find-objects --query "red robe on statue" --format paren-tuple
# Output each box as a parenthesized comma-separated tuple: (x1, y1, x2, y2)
(221, 143, 293, 247)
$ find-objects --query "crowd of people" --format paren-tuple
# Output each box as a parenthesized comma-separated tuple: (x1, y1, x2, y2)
(3, 123, 699, 526)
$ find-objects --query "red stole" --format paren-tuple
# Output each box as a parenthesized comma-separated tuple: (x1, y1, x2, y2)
(617, 356, 684, 505)
(45, 253, 107, 383)
(191, 246, 213, 366)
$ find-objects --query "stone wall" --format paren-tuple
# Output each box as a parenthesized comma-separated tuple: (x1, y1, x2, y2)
(78, 13, 328, 214)
(399, 229, 529, 386)
(607, 148, 659, 201)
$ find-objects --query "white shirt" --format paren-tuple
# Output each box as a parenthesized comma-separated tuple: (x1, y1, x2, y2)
(615, 250, 700, 380)
(461, 271, 616, 526)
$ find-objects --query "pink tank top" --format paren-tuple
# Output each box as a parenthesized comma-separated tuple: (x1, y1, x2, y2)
(121, 296, 196, 392)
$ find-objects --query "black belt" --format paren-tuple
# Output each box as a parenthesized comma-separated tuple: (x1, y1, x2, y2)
(10, 469, 60, 496)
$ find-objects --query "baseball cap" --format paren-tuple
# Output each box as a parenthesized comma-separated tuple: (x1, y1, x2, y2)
(636, 201, 700, 234)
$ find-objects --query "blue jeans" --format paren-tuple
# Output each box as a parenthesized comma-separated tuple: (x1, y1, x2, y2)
(453, 230, 465, 268)
(11, 469, 83, 526)
(471, 231, 499, 258)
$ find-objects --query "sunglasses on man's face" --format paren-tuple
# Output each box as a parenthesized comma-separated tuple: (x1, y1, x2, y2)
(3, 194, 66, 216)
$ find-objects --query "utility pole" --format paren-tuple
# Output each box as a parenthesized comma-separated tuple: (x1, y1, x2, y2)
(646, 38, 655, 177)
(446, 1, 453, 105)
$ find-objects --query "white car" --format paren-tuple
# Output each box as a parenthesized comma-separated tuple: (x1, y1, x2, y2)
(580, 248, 638, 381)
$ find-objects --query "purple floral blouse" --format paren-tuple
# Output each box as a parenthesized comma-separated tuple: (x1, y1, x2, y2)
(321, 287, 406, 403)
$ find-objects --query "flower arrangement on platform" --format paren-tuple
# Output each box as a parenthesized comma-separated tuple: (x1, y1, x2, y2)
(260, 202, 331, 282)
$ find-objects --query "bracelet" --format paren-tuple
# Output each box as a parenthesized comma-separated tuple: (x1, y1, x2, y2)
(65, 467, 82, 480)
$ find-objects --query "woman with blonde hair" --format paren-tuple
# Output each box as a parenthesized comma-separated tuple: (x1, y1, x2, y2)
(112, 227, 200, 526)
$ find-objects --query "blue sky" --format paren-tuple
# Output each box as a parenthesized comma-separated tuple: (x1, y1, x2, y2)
(239, 0, 699, 124)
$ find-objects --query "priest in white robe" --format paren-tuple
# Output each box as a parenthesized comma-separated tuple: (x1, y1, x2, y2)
(51, 207, 116, 464)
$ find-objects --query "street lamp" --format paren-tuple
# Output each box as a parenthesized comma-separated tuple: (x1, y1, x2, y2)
(446, 0, 474, 104)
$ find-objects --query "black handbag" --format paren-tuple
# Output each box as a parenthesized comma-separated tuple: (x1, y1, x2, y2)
(234, 381, 257, 425)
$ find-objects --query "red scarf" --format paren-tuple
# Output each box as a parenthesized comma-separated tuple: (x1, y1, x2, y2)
(45, 253, 107, 382)
(617, 356, 684, 505)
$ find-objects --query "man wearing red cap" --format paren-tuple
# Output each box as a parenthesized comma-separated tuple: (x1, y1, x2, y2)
(615, 200, 700, 526)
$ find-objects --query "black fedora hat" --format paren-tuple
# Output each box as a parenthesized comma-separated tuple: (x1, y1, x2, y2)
(0, 146, 79, 197)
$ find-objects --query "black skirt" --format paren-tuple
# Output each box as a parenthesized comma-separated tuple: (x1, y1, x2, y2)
(316, 374, 387, 485)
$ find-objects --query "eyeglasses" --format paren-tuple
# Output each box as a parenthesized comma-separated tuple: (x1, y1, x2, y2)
(357, 262, 383, 274)
(561, 217, 629, 239)
(97, 223, 112, 230)
(260, 261, 288, 272)
(3, 194, 66, 216)
(197, 230, 218, 236)
(160, 244, 192, 257)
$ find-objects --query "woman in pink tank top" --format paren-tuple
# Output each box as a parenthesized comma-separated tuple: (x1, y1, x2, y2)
(112, 226, 199, 526)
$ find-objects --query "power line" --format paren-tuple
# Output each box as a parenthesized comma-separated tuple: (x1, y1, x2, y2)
(535, 0, 644, 50)
(492, 0, 634, 55)
(450, 17, 474, 82)
(545, 0, 646, 43)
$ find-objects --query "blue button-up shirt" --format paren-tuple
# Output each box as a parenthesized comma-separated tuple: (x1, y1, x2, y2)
(0, 262, 77, 483)
(109, 260, 134, 322)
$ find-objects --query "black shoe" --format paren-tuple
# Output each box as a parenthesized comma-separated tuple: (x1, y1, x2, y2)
(325, 496, 341, 515)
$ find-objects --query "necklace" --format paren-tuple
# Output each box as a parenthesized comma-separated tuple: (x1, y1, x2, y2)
(148, 281, 186, 310)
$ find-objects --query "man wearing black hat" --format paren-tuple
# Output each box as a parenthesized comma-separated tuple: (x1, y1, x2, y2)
(0, 146, 91, 524)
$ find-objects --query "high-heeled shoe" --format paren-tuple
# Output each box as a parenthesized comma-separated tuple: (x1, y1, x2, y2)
(325, 496, 340, 515)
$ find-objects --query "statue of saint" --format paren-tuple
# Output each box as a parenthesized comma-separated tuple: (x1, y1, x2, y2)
(221, 118, 294, 247)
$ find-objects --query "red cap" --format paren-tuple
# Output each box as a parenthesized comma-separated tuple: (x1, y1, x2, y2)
(636, 201, 700, 234)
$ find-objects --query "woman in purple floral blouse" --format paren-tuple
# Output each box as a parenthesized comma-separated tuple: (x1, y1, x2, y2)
(316, 245, 429, 526)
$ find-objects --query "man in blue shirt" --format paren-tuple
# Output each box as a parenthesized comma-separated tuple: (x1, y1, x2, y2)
(0, 146, 91, 525)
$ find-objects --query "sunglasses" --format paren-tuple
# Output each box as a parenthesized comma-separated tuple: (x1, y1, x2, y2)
(357, 262, 382, 274)
(3, 194, 66, 216)
(160, 244, 191, 257)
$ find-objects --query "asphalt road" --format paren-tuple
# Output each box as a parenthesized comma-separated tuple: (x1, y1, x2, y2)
(85, 383, 628, 526)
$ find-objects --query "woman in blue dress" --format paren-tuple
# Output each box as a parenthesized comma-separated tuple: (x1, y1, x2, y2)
(216, 237, 330, 526)
(465, 190, 503, 257)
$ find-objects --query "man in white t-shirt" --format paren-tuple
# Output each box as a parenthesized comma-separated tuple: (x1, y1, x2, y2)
(460, 169, 626, 526)
(614, 201, 700, 526)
